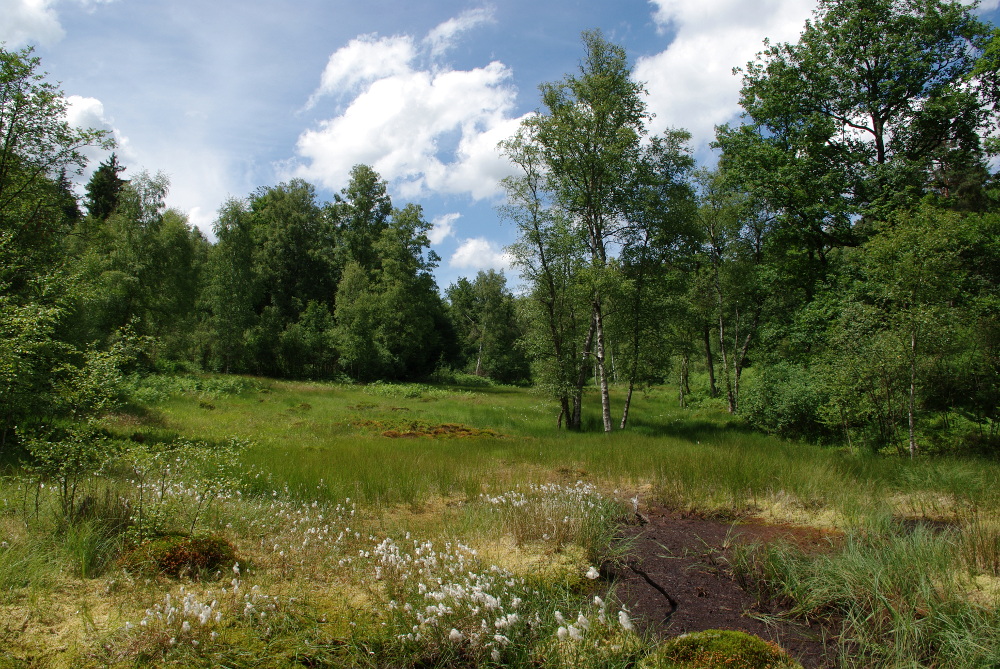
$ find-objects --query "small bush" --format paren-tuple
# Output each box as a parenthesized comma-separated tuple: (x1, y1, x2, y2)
(641, 630, 802, 669)
(119, 534, 237, 578)
(740, 363, 832, 442)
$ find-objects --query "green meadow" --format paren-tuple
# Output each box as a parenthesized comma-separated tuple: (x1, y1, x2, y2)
(2, 376, 1000, 667)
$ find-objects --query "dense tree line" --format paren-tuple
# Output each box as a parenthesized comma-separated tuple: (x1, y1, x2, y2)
(0, 45, 525, 450)
(2, 0, 999, 456)
(507, 1, 999, 452)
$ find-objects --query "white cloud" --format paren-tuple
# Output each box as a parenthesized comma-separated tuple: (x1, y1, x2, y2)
(424, 6, 495, 57)
(308, 34, 416, 106)
(64, 95, 134, 179)
(185, 205, 213, 232)
(0, 0, 116, 47)
(964, 0, 999, 10)
(636, 0, 816, 149)
(449, 237, 513, 271)
(293, 11, 523, 202)
(0, 0, 63, 46)
(429, 212, 460, 245)
(64, 96, 239, 236)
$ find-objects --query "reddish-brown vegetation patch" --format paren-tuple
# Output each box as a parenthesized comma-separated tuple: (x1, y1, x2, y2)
(352, 419, 505, 439)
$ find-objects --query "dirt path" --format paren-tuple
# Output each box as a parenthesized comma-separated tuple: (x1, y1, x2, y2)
(611, 508, 840, 669)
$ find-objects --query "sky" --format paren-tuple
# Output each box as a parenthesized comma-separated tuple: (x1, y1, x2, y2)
(4, 0, 999, 290)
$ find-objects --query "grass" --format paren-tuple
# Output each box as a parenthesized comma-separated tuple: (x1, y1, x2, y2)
(1, 373, 999, 666)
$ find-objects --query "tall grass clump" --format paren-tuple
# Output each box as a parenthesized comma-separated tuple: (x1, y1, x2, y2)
(476, 481, 632, 566)
(732, 515, 1000, 667)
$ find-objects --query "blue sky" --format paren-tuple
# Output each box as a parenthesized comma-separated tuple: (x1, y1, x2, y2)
(4, 0, 999, 290)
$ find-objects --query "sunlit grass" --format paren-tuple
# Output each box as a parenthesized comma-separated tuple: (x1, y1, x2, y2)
(4, 374, 1000, 667)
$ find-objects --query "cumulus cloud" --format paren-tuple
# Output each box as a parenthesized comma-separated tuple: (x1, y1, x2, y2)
(0, 0, 63, 46)
(429, 212, 460, 245)
(0, 0, 116, 47)
(307, 34, 416, 106)
(64, 95, 134, 179)
(449, 237, 513, 272)
(293, 8, 525, 202)
(636, 0, 816, 149)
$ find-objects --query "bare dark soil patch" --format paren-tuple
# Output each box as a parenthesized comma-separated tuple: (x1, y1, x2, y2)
(612, 508, 841, 668)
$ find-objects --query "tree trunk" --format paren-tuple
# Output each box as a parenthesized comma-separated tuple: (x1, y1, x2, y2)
(718, 313, 735, 414)
(594, 303, 613, 433)
(908, 327, 918, 458)
(731, 306, 758, 415)
(620, 380, 635, 429)
(681, 353, 691, 397)
(703, 325, 717, 398)
(570, 393, 582, 430)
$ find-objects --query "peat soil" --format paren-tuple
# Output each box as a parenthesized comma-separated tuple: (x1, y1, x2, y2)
(612, 508, 841, 668)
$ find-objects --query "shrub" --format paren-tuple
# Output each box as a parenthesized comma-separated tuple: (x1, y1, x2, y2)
(740, 363, 832, 442)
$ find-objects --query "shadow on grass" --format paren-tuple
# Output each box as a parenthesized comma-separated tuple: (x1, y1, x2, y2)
(617, 415, 759, 442)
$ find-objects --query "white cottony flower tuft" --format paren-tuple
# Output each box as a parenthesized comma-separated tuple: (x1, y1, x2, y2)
(568, 624, 583, 641)
(554, 610, 566, 625)
(557, 626, 568, 640)
(449, 628, 464, 643)
(618, 609, 634, 632)
(585, 566, 599, 580)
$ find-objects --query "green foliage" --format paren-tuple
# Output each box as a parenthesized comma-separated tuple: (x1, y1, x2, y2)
(0, 45, 110, 284)
(111, 437, 249, 541)
(428, 368, 496, 388)
(727, 0, 994, 221)
(83, 152, 126, 220)
(333, 203, 450, 382)
(640, 630, 802, 669)
(22, 425, 117, 521)
(740, 363, 831, 442)
(125, 373, 263, 405)
(277, 300, 336, 379)
(446, 270, 530, 384)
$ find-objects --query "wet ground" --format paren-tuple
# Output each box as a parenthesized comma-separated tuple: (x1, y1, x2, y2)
(613, 508, 842, 668)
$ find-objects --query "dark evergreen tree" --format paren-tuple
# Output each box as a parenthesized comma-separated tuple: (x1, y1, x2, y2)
(84, 153, 127, 220)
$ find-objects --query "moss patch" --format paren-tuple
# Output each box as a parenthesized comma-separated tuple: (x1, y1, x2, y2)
(641, 630, 803, 669)
(118, 534, 237, 578)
